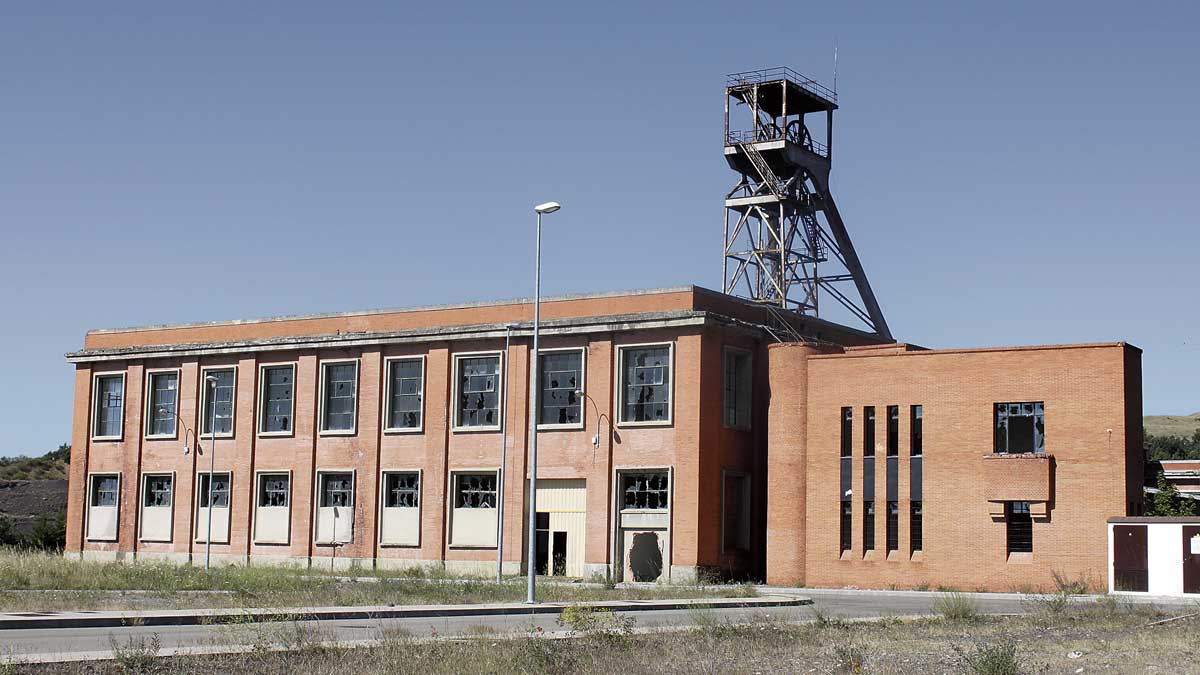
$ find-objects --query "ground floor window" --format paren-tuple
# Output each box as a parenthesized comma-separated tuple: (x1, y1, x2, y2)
(1006, 501, 1033, 554)
(840, 501, 852, 553)
(886, 501, 898, 552)
(862, 500, 875, 552)
(910, 501, 923, 553)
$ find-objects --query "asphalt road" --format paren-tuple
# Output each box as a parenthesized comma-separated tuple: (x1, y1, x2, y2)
(0, 590, 1186, 663)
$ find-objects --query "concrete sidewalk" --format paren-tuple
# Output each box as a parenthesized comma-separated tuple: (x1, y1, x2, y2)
(0, 594, 808, 630)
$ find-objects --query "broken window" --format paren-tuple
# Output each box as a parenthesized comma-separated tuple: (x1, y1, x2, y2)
(91, 475, 119, 507)
(620, 345, 671, 423)
(201, 368, 236, 436)
(260, 365, 294, 434)
(722, 348, 752, 430)
(886, 501, 898, 552)
(456, 355, 501, 428)
(143, 475, 173, 508)
(910, 501, 923, 553)
(93, 375, 124, 438)
(1006, 501, 1033, 554)
(319, 472, 354, 508)
(863, 500, 875, 552)
(455, 473, 497, 508)
(622, 472, 669, 510)
(910, 405, 923, 456)
(387, 359, 424, 430)
(146, 371, 178, 437)
(886, 405, 899, 456)
(385, 472, 420, 508)
(863, 406, 876, 456)
(994, 402, 1044, 454)
(321, 362, 358, 432)
(539, 350, 583, 426)
(197, 472, 230, 508)
(258, 473, 289, 507)
(840, 407, 853, 457)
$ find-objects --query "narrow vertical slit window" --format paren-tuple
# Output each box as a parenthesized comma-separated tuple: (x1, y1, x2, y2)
(886, 405, 899, 456)
(201, 369, 236, 437)
(863, 406, 875, 456)
(910, 501, 923, 553)
(840, 407, 852, 457)
(910, 405, 923, 456)
(862, 500, 875, 552)
(840, 406, 853, 556)
(886, 501, 898, 553)
(840, 501, 852, 553)
(146, 372, 179, 437)
(722, 348, 752, 430)
(1006, 501, 1033, 554)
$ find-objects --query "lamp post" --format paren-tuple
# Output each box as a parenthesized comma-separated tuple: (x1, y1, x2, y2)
(526, 201, 560, 604)
(497, 322, 516, 582)
(203, 375, 218, 570)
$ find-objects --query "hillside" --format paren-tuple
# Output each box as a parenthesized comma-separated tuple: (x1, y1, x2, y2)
(1144, 413, 1200, 439)
(0, 444, 69, 481)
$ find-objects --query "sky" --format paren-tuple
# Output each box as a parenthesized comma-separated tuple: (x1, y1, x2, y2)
(1, 1, 1197, 457)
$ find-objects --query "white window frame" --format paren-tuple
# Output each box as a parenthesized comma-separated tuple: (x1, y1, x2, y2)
(721, 346, 753, 431)
(257, 362, 297, 438)
(312, 468, 357, 545)
(446, 468, 501, 548)
(90, 371, 127, 441)
(143, 368, 182, 440)
(383, 355, 426, 434)
(378, 468, 422, 547)
(252, 469, 292, 545)
(199, 365, 237, 440)
(85, 471, 121, 542)
(615, 342, 675, 428)
(318, 359, 360, 436)
(138, 471, 176, 543)
(536, 347, 587, 431)
(193, 470, 233, 544)
(451, 351, 505, 433)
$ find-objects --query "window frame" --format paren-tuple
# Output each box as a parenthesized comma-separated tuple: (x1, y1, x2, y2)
(451, 351, 505, 433)
(450, 471, 499, 509)
(143, 368, 182, 440)
(1006, 500, 1034, 556)
(194, 471, 232, 510)
(257, 362, 297, 438)
(312, 469, 356, 545)
(618, 469, 672, 513)
(379, 469, 422, 547)
(318, 359, 360, 436)
(138, 471, 175, 543)
(192, 470, 232, 544)
(536, 347, 587, 431)
(252, 469, 292, 545)
(199, 366, 237, 440)
(615, 342, 675, 428)
(721, 346, 753, 431)
(85, 472, 121, 542)
(994, 401, 1046, 455)
(910, 405, 923, 457)
(90, 372, 127, 441)
(383, 356, 426, 434)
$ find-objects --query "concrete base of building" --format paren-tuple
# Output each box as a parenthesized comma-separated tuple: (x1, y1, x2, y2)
(444, 559, 508, 578)
(132, 552, 191, 565)
(582, 563, 614, 581)
(669, 565, 702, 583)
(246, 555, 311, 568)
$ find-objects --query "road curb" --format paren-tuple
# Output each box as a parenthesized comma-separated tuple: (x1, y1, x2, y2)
(0, 595, 809, 630)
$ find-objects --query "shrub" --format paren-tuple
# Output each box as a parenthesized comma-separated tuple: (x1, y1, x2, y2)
(933, 592, 980, 623)
(831, 642, 868, 674)
(955, 640, 1020, 675)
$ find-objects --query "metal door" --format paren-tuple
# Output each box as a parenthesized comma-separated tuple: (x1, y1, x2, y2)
(1112, 525, 1148, 592)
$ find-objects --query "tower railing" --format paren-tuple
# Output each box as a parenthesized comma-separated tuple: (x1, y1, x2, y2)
(725, 67, 838, 104)
(726, 128, 829, 158)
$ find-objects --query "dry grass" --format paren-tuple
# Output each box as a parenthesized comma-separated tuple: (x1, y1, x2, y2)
(0, 550, 753, 612)
(1144, 413, 1200, 438)
(16, 598, 1200, 674)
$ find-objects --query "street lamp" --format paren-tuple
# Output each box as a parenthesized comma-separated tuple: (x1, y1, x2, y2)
(203, 375, 218, 570)
(527, 201, 560, 604)
(497, 322, 517, 582)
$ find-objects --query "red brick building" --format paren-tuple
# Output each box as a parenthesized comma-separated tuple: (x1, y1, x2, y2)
(63, 286, 1143, 590)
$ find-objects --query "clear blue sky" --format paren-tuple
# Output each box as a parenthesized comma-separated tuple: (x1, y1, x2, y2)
(1, 1, 1196, 456)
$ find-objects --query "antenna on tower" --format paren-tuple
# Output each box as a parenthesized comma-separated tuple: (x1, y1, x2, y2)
(833, 42, 839, 94)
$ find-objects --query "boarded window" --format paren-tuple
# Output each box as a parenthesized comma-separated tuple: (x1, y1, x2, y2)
(92, 475, 119, 507)
(722, 348, 752, 429)
(319, 473, 354, 508)
(321, 363, 358, 432)
(994, 402, 1045, 454)
(455, 473, 496, 508)
(143, 475, 173, 507)
(620, 346, 670, 423)
(1006, 501, 1033, 553)
(456, 356, 500, 428)
(260, 366, 294, 434)
(93, 375, 124, 438)
(386, 359, 423, 430)
(201, 369, 235, 436)
(385, 472, 420, 508)
(197, 473, 230, 508)
(146, 372, 178, 437)
(539, 350, 582, 426)
(258, 473, 289, 507)
(622, 472, 669, 510)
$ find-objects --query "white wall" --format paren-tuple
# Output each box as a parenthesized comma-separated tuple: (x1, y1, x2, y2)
(1109, 521, 1188, 596)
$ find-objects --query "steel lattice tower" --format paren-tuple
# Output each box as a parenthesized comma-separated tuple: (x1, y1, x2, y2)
(723, 67, 891, 339)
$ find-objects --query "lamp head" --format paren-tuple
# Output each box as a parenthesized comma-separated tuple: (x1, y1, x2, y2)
(205, 375, 218, 385)
(534, 201, 561, 214)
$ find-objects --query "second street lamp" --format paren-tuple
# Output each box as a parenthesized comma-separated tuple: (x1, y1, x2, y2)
(203, 374, 218, 570)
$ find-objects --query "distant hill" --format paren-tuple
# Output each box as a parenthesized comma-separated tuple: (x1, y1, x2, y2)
(1145, 413, 1200, 439)
(0, 445, 69, 481)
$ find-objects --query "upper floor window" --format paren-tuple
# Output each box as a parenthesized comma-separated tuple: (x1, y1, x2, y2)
(320, 361, 358, 433)
(201, 368, 236, 437)
(886, 405, 899, 456)
(146, 371, 179, 438)
(995, 402, 1044, 454)
(455, 354, 501, 429)
(621, 472, 669, 510)
(385, 358, 424, 431)
(840, 407, 852, 457)
(722, 348, 752, 430)
(92, 374, 125, 439)
(539, 349, 583, 427)
(863, 406, 876, 456)
(619, 345, 671, 424)
(259, 365, 294, 435)
(910, 405, 923, 456)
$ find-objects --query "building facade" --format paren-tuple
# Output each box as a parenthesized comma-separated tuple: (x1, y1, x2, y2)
(63, 286, 1144, 590)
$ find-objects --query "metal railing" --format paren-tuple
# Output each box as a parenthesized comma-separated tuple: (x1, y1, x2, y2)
(726, 66, 837, 104)
(725, 128, 829, 158)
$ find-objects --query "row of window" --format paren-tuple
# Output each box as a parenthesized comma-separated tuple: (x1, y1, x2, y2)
(90, 344, 756, 442)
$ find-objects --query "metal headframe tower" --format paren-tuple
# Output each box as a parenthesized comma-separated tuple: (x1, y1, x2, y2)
(723, 67, 892, 340)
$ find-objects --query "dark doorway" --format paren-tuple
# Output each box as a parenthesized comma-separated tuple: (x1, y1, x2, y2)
(553, 531, 567, 576)
(535, 512, 549, 576)
(1113, 525, 1148, 592)
(629, 531, 663, 582)
(1184, 526, 1200, 594)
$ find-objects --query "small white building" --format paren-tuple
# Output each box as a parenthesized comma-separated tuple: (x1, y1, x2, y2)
(1108, 517, 1200, 596)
